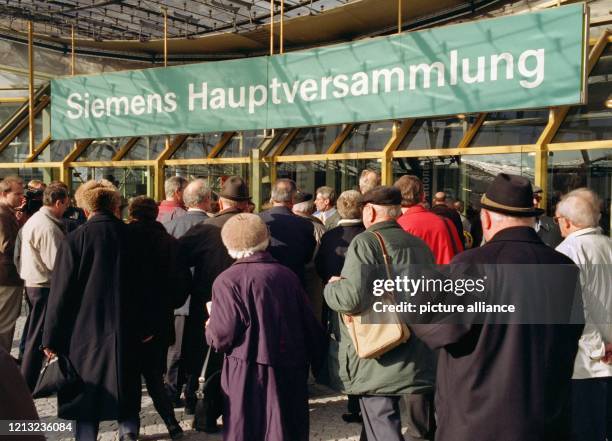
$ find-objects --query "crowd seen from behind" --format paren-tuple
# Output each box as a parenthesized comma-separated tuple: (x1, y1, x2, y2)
(0, 168, 610, 441)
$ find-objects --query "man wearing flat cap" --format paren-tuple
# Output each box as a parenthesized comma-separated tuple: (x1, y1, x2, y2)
(177, 175, 251, 431)
(324, 186, 437, 441)
(411, 173, 584, 441)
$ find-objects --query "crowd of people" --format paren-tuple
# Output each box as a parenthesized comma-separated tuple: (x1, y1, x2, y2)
(0, 168, 610, 441)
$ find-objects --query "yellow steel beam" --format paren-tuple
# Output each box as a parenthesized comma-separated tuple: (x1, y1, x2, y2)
(536, 31, 609, 148)
(24, 135, 51, 162)
(60, 138, 93, 184)
(0, 97, 28, 104)
(393, 144, 536, 158)
(28, 21, 34, 156)
(0, 95, 49, 153)
(381, 119, 415, 185)
(154, 134, 189, 200)
(276, 151, 382, 162)
(270, 128, 299, 158)
(164, 157, 250, 166)
(0, 162, 61, 169)
(548, 140, 612, 151)
(111, 137, 140, 161)
(457, 113, 487, 149)
(326, 124, 354, 154)
(68, 160, 155, 167)
(208, 132, 236, 159)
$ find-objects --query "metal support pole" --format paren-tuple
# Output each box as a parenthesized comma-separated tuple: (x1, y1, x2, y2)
(162, 7, 168, 67)
(28, 21, 34, 156)
(280, 0, 284, 54)
(162, 7, 169, 151)
(398, 0, 402, 33)
(270, 0, 274, 55)
(71, 25, 75, 76)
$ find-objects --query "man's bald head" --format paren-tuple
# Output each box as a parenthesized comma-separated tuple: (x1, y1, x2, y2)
(433, 192, 447, 205)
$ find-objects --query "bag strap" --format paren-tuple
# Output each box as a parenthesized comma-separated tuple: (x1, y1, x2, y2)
(440, 216, 459, 255)
(371, 231, 393, 281)
(196, 345, 213, 398)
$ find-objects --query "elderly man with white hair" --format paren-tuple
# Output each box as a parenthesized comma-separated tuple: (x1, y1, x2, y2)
(163, 178, 212, 411)
(555, 188, 612, 441)
(205, 213, 324, 441)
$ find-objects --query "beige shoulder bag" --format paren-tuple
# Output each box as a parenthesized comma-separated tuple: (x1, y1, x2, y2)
(342, 231, 410, 359)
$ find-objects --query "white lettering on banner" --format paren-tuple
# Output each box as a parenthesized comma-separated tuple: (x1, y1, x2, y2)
(64, 48, 547, 120)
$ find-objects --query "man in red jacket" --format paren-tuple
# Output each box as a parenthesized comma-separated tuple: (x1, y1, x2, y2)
(157, 176, 188, 223)
(394, 175, 463, 264)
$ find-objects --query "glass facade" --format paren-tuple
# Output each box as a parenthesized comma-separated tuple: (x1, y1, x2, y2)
(170, 133, 222, 159)
(76, 138, 130, 162)
(70, 166, 152, 199)
(470, 110, 549, 146)
(0, 116, 43, 162)
(281, 125, 344, 155)
(553, 45, 612, 142)
(397, 117, 468, 150)
(548, 149, 611, 234)
(123, 137, 166, 161)
(34, 139, 74, 162)
(221, 131, 266, 157)
(165, 164, 250, 193)
(338, 122, 394, 153)
(392, 153, 534, 209)
(277, 159, 381, 196)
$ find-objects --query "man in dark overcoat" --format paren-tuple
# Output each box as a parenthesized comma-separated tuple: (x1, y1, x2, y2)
(177, 175, 250, 431)
(411, 173, 584, 441)
(42, 179, 142, 441)
(314, 189, 365, 424)
(127, 196, 190, 440)
(162, 178, 211, 408)
(206, 213, 325, 441)
(259, 178, 316, 285)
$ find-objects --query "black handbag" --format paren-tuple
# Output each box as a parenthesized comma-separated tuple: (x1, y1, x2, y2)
(32, 354, 83, 399)
(192, 346, 222, 432)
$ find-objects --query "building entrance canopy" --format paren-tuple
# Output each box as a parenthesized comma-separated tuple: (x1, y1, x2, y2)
(51, 4, 586, 141)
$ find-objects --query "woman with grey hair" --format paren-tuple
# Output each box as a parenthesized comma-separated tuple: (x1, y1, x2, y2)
(314, 189, 366, 424)
(555, 189, 612, 441)
(205, 214, 325, 441)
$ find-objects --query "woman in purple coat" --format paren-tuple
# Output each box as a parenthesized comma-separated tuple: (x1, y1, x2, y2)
(206, 213, 325, 441)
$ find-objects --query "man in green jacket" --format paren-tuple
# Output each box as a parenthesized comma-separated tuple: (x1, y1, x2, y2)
(324, 186, 437, 441)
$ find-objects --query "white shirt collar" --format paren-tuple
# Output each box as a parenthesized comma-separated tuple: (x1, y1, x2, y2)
(565, 226, 601, 240)
(188, 208, 207, 213)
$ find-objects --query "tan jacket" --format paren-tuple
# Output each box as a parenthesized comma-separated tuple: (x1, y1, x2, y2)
(0, 203, 22, 286)
(18, 207, 65, 287)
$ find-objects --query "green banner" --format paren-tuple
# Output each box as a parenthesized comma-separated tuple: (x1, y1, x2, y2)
(51, 4, 586, 140)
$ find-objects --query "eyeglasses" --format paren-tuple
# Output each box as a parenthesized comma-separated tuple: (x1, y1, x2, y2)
(553, 215, 564, 224)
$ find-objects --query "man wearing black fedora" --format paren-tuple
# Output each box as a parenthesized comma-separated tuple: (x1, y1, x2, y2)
(177, 176, 251, 432)
(412, 173, 584, 441)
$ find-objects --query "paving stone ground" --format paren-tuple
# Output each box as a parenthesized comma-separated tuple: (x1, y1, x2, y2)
(12, 311, 410, 440)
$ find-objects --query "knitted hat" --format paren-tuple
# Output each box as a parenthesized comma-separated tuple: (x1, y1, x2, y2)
(221, 213, 269, 252)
